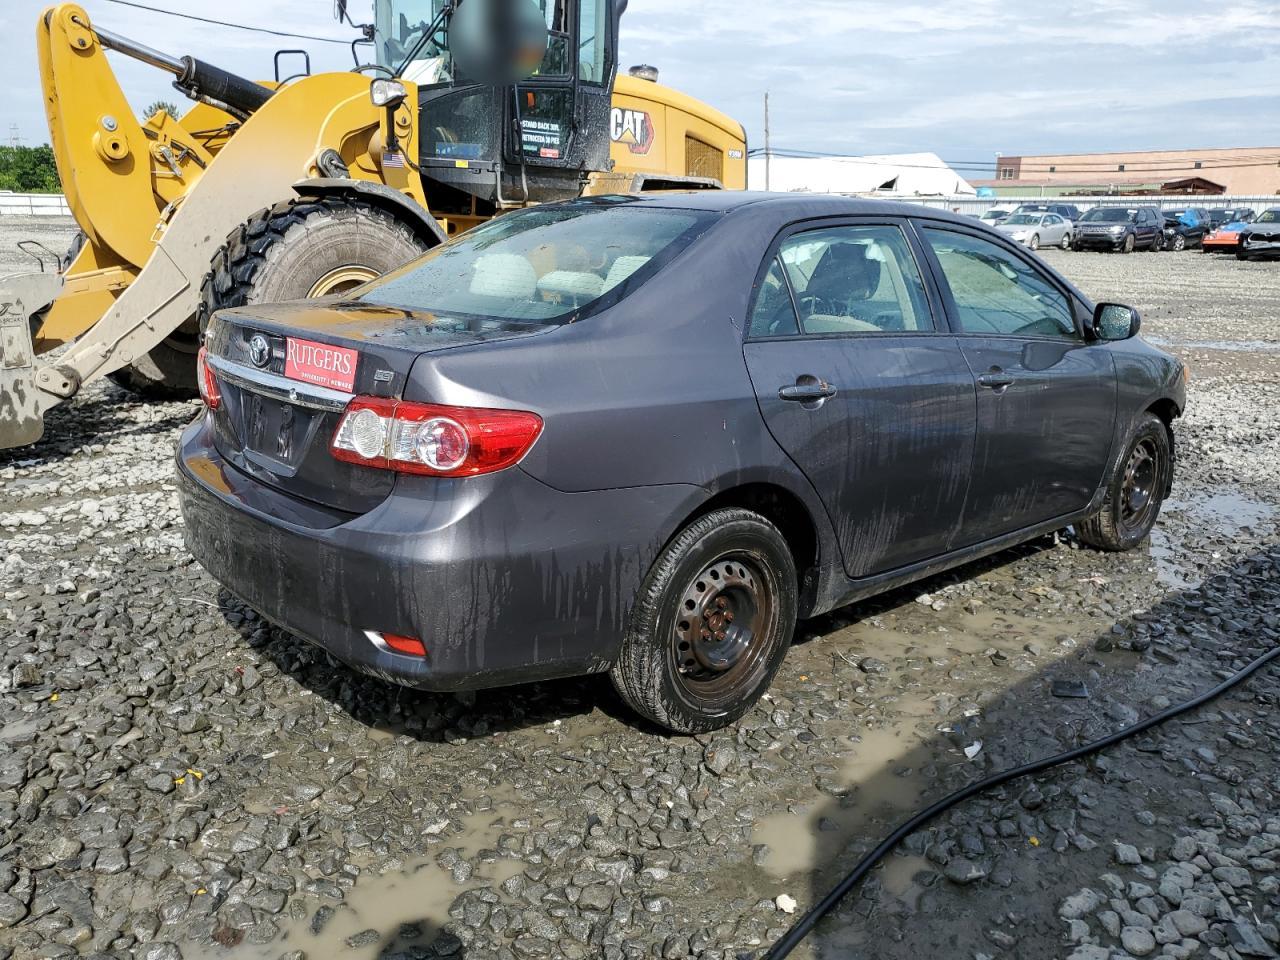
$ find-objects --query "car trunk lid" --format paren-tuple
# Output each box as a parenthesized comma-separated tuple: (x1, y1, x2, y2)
(204, 300, 554, 514)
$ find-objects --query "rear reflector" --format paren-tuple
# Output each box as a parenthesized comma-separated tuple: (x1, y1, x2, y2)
(365, 630, 427, 658)
(332, 397, 542, 477)
(197, 346, 221, 410)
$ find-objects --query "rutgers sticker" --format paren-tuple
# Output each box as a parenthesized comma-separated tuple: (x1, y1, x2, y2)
(611, 107, 654, 155)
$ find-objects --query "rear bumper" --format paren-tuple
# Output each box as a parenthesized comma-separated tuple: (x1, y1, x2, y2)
(176, 413, 699, 692)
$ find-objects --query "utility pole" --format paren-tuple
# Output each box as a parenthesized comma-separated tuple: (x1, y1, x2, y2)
(8, 124, 20, 147)
(764, 91, 771, 191)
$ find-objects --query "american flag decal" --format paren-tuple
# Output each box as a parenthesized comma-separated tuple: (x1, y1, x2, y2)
(383, 151, 405, 169)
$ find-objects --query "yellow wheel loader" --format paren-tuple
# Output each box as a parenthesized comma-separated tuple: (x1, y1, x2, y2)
(0, 0, 746, 449)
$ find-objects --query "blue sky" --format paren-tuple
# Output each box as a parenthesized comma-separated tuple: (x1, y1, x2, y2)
(5, 0, 1280, 175)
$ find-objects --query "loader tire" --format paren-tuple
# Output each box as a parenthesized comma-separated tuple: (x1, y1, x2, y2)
(106, 326, 202, 399)
(198, 196, 430, 332)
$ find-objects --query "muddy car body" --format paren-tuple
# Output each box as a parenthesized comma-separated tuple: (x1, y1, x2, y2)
(178, 192, 1187, 731)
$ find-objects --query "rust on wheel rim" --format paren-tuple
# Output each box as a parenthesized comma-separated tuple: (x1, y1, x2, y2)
(1120, 437, 1160, 533)
(672, 554, 774, 699)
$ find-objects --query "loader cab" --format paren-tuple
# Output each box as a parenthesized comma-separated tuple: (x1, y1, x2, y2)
(373, 0, 621, 221)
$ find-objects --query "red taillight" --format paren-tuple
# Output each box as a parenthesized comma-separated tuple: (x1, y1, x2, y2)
(331, 397, 542, 477)
(197, 346, 221, 410)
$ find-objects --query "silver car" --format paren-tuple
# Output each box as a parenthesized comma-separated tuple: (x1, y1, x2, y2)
(996, 212, 1073, 250)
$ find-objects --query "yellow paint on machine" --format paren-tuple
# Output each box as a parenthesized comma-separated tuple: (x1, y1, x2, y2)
(608, 74, 747, 189)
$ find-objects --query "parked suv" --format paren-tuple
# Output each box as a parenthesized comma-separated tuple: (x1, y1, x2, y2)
(1161, 208, 1211, 251)
(1073, 206, 1163, 252)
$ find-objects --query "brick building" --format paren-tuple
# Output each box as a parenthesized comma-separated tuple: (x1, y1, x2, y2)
(972, 147, 1280, 197)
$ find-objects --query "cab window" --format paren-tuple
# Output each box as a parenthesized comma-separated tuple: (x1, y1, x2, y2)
(578, 0, 609, 83)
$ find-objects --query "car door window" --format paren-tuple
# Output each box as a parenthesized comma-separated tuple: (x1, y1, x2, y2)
(748, 257, 800, 338)
(772, 225, 933, 336)
(922, 228, 1078, 340)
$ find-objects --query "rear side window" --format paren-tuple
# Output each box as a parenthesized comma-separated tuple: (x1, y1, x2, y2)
(359, 204, 715, 323)
(922, 228, 1078, 340)
(752, 224, 933, 337)
(748, 258, 799, 337)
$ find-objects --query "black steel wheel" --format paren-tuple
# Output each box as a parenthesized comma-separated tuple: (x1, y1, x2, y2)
(1077, 412, 1172, 551)
(610, 507, 797, 733)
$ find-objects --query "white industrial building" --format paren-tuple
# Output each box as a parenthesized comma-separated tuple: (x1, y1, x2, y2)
(747, 152, 975, 197)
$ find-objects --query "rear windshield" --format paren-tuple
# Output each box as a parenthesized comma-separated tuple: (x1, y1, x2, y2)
(356, 203, 716, 323)
(1081, 208, 1136, 223)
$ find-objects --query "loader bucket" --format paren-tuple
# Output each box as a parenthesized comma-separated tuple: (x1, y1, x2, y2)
(0, 273, 63, 449)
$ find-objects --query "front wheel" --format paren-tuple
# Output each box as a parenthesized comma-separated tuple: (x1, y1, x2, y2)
(610, 508, 798, 733)
(1169, 234, 1186, 252)
(1060, 232, 1072, 250)
(1121, 234, 1135, 254)
(1028, 233, 1040, 251)
(1076, 412, 1171, 551)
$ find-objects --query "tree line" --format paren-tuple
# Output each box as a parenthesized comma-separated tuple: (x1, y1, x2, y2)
(0, 146, 60, 193)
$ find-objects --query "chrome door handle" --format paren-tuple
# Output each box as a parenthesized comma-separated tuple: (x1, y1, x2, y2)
(779, 379, 837, 402)
(977, 373, 1015, 390)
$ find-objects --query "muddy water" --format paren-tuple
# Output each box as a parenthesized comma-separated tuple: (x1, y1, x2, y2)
(1151, 488, 1277, 589)
(183, 810, 524, 960)
(755, 608, 1083, 880)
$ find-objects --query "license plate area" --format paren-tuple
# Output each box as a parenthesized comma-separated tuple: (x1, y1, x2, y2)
(285, 337, 358, 393)
(239, 391, 325, 475)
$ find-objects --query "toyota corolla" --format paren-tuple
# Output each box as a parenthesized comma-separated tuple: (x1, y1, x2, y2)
(177, 193, 1186, 733)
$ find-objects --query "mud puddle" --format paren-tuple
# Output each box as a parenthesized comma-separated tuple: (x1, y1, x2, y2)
(185, 809, 525, 960)
(758, 608, 1095, 881)
(1152, 489, 1277, 589)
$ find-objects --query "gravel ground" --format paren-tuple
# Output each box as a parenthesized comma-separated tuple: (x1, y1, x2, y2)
(1, 221, 1278, 960)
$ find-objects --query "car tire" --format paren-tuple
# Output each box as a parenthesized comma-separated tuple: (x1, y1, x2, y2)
(1170, 234, 1186, 252)
(1237, 250, 1252, 261)
(1151, 233, 1164, 252)
(1121, 234, 1135, 254)
(1076, 412, 1171, 552)
(610, 508, 798, 733)
(1060, 232, 1072, 250)
(1028, 233, 1040, 250)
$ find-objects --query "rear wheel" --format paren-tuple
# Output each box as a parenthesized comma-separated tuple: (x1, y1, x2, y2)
(106, 326, 201, 398)
(1060, 232, 1072, 250)
(1076, 412, 1171, 551)
(610, 508, 797, 733)
(199, 196, 431, 333)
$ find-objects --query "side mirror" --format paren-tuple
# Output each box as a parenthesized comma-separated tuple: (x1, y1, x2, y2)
(1093, 302, 1141, 341)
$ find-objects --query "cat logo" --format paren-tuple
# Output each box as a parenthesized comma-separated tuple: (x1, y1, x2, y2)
(610, 107, 654, 155)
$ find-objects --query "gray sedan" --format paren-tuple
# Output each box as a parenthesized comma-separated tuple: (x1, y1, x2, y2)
(178, 192, 1185, 733)
(996, 212, 1073, 250)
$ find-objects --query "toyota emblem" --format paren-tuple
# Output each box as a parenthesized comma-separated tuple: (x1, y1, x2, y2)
(248, 334, 271, 368)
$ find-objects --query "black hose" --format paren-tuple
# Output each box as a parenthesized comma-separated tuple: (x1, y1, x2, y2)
(762, 643, 1280, 959)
